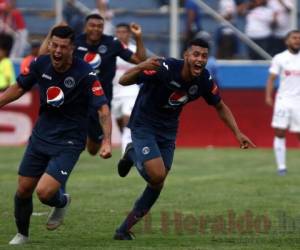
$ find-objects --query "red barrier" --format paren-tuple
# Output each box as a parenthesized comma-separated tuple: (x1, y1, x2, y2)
(177, 90, 300, 148)
(0, 89, 39, 146)
(0, 89, 298, 148)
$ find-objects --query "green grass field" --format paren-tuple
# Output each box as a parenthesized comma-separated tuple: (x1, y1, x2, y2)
(1, 147, 300, 250)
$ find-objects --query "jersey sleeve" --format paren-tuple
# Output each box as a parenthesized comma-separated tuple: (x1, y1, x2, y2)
(16, 58, 38, 91)
(269, 54, 280, 75)
(84, 72, 108, 110)
(115, 38, 134, 62)
(202, 74, 222, 106)
(136, 59, 169, 84)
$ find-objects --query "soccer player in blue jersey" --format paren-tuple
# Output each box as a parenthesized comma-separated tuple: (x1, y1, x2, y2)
(114, 38, 255, 240)
(74, 14, 146, 155)
(0, 26, 112, 245)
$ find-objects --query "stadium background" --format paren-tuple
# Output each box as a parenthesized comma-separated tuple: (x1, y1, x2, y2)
(1, 0, 300, 147)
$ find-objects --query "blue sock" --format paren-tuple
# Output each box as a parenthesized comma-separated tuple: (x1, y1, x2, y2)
(40, 189, 67, 208)
(14, 194, 33, 237)
(117, 185, 161, 233)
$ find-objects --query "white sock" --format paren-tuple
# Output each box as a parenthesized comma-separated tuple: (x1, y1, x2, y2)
(121, 127, 132, 155)
(273, 137, 286, 170)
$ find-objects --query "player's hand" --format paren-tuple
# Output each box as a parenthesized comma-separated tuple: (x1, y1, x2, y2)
(139, 56, 163, 71)
(265, 96, 273, 107)
(130, 23, 142, 37)
(99, 141, 112, 159)
(236, 132, 256, 149)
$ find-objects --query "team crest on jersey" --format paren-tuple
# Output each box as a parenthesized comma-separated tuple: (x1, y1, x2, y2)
(168, 91, 188, 106)
(92, 80, 104, 96)
(47, 86, 64, 107)
(188, 85, 198, 95)
(98, 45, 107, 54)
(84, 52, 101, 69)
(64, 77, 76, 88)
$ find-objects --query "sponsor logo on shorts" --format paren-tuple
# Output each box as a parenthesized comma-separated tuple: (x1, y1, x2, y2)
(142, 146, 150, 155)
(61, 170, 68, 175)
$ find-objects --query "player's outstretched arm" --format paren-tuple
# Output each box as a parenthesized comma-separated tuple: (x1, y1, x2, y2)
(98, 104, 112, 159)
(119, 56, 162, 85)
(129, 23, 147, 63)
(265, 73, 277, 107)
(214, 100, 256, 149)
(0, 84, 26, 108)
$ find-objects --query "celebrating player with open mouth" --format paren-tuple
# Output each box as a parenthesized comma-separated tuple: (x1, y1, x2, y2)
(114, 38, 255, 240)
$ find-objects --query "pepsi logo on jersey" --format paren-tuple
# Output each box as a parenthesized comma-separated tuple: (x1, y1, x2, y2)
(168, 91, 188, 106)
(84, 52, 101, 69)
(46, 86, 64, 107)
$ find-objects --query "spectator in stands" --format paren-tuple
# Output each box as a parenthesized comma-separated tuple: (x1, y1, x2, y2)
(20, 40, 40, 75)
(0, 38, 15, 91)
(63, 0, 86, 37)
(183, 0, 202, 51)
(242, 0, 277, 60)
(0, 0, 28, 58)
(215, 0, 239, 59)
(268, 0, 293, 56)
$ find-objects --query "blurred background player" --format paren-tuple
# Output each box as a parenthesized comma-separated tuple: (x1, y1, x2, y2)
(0, 37, 15, 91)
(20, 40, 40, 75)
(265, 29, 300, 176)
(0, 25, 112, 245)
(112, 23, 140, 154)
(114, 39, 255, 240)
(74, 14, 146, 155)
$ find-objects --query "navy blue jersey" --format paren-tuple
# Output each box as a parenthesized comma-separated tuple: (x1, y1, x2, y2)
(17, 55, 107, 150)
(128, 58, 221, 134)
(74, 34, 133, 102)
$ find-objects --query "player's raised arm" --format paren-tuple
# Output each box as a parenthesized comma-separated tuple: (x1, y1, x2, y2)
(97, 104, 112, 159)
(265, 73, 277, 107)
(129, 23, 147, 63)
(0, 84, 26, 108)
(119, 56, 161, 85)
(214, 100, 256, 149)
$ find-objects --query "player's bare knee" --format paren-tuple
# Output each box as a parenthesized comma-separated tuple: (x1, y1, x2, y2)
(16, 185, 34, 198)
(87, 146, 98, 156)
(148, 172, 166, 186)
(36, 187, 53, 203)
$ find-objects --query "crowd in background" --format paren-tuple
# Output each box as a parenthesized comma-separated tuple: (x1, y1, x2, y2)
(0, 0, 296, 91)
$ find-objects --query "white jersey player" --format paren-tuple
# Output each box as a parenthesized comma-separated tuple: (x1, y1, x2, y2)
(265, 30, 300, 175)
(112, 23, 140, 154)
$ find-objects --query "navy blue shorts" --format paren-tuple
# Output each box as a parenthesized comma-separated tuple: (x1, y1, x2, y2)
(131, 126, 176, 181)
(18, 136, 82, 185)
(87, 112, 103, 144)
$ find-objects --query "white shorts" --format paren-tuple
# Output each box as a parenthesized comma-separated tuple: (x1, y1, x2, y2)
(271, 96, 300, 132)
(111, 96, 137, 119)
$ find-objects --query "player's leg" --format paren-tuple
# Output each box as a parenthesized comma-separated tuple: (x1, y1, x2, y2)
(115, 132, 174, 239)
(9, 140, 46, 245)
(86, 113, 103, 156)
(120, 96, 135, 154)
(271, 99, 290, 175)
(274, 128, 287, 175)
(36, 149, 81, 230)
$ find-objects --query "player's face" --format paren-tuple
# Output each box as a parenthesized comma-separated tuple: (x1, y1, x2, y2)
(286, 32, 300, 53)
(185, 45, 208, 77)
(85, 18, 104, 42)
(115, 27, 130, 44)
(49, 36, 74, 71)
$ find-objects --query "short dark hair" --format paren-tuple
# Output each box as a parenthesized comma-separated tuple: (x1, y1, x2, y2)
(187, 38, 210, 50)
(50, 26, 75, 43)
(116, 23, 130, 30)
(285, 29, 300, 40)
(85, 13, 104, 23)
